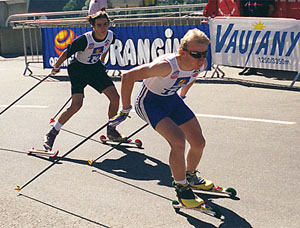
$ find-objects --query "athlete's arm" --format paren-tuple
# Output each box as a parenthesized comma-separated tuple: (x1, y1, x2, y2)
(53, 50, 68, 69)
(66, 35, 87, 57)
(179, 80, 195, 99)
(100, 33, 115, 63)
(53, 35, 87, 69)
(179, 59, 208, 98)
(121, 60, 172, 109)
(100, 50, 108, 63)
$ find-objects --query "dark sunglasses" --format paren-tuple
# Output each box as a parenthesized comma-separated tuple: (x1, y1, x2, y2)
(182, 48, 208, 59)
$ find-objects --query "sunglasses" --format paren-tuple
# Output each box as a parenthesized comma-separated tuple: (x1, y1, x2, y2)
(182, 48, 208, 59)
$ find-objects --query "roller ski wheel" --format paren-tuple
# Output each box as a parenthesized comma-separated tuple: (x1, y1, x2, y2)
(171, 181, 237, 198)
(99, 135, 143, 148)
(206, 185, 237, 198)
(27, 147, 59, 158)
(134, 139, 142, 148)
(172, 200, 221, 219)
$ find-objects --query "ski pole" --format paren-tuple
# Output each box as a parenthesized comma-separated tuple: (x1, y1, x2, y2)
(49, 96, 72, 124)
(15, 122, 109, 192)
(88, 123, 149, 165)
(0, 73, 54, 116)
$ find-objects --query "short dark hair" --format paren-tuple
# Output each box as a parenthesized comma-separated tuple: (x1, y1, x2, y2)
(87, 11, 109, 26)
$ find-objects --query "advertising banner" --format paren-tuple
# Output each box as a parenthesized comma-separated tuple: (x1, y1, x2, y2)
(42, 24, 211, 70)
(209, 17, 300, 72)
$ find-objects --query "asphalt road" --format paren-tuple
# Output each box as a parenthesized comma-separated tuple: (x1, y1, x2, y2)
(0, 58, 299, 228)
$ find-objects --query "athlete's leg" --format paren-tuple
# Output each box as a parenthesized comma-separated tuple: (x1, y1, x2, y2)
(155, 117, 186, 181)
(180, 117, 213, 190)
(57, 93, 84, 125)
(179, 117, 205, 171)
(102, 85, 120, 119)
(102, 85, 123, 141)
(155, 117, 204, 208)
(44, 94, 84, 150)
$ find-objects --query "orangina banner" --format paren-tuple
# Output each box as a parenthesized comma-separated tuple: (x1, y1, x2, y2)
(41, 24, 211, 70)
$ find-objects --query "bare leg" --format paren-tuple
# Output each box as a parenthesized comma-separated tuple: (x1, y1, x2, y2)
(57, 94, 84, 125)
(102, 85, 120, 119)
(155, 117, 186, 181)
(180, 117, 205, 172)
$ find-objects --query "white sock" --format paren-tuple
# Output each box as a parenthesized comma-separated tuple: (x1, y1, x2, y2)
(175, 179, 187, 185)
(53, 121, 63, 131)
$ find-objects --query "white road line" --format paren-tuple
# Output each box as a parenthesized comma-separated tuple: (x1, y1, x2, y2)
(195, 114, 296, 125)
(0, 105, 48, 109)
(132, 110, 296, 125)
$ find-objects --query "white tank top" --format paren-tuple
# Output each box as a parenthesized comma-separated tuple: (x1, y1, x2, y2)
(144, 53, 205, 96)
(75, 30, 113, 64)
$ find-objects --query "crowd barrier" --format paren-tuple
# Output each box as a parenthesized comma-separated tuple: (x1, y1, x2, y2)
(209, 16, 300, 88)
(6, 4, 211, 75)
(42, 24, 211, 70)
(6, 4, 300, 87)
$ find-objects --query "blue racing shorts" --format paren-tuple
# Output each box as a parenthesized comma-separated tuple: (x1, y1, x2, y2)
(135, 84, 195, 129)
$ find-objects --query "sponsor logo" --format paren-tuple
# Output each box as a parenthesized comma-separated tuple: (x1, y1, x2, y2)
(88, 43, 94, 49)
(170, 70, 179, 79)
(93, 47, 103, 54)
(192, 70, 199, 77)
(174, 77, 189, 86)
(54, 29, 76, 56)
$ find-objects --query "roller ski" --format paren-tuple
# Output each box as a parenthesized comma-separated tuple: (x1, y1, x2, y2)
(102, 125, 143, 148)
(99, 135, 143, 148)
(27, 147, 59, 158)
(172, 171, 237, 198)
(172, 183, 221, 218)
(192, 184, 237, 198)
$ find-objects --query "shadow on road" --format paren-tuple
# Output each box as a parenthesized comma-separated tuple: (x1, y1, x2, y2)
(5, 127, 252, 228)
(18, 194, 110, 227)
(92, 146, 173, 187)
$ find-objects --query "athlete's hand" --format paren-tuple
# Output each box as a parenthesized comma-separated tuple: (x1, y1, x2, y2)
(109, 106, 132, 127)
(51, 67, 60, 76)
(180, 95, 186, 100)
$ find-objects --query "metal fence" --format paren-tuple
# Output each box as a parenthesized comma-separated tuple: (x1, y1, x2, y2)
(6, 4, 208, 76)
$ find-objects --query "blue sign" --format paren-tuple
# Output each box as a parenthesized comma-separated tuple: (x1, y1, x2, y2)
(41, 24, 211, 70)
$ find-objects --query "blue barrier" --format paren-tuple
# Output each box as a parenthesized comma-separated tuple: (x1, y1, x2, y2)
(41, 24, 211, 70)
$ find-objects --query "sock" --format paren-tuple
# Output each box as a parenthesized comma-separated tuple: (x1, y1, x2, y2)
(175, 179, 187, 185)
(53, 121, 63, 131)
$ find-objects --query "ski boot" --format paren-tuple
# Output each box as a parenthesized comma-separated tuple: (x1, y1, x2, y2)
(172, 183, 221, 218)
(186, 170, 214, 191)
(186, 170, 237, 198)
(175, 183, 204, 208)
(107, 126, 125, 142)
(44, 128, 59, 151)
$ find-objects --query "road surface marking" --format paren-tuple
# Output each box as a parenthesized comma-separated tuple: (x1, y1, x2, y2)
(0, 105, 48, 109)
(195, 114, 296, 125)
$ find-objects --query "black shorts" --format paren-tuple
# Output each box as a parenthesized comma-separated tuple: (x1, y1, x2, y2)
(67, 60, 114, 95)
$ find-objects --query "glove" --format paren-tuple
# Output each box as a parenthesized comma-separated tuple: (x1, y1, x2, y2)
(108, 106, 132, 127)
(51, 67, 60, 76)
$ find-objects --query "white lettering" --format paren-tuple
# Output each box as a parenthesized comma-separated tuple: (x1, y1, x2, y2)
(151, 38, 164, 59)
(110, 39, 124, 66)
(123, 39, 136, 66)
(108, 28, 185, 67)
(137, 38, 150, 65)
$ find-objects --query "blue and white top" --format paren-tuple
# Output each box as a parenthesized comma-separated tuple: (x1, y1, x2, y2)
(75, 30, 114, 64)
(143, 53, 204, 96)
